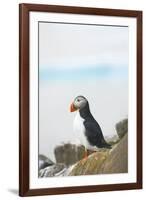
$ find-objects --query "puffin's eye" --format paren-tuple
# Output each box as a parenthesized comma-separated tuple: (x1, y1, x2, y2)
(77, 99, 80, 102)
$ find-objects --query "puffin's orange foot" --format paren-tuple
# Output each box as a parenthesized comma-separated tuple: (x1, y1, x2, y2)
(84, 150, 88, 159)
(80, 149, 88, 165)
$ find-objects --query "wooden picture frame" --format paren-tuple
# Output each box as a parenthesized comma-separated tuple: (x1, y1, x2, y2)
(19, 3, 142, 196)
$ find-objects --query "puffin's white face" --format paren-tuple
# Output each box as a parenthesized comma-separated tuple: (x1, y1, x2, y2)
(70, 96, 87, 112)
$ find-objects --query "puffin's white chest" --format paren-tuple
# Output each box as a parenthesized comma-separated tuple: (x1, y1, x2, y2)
(73, 112, 87, 146)
(73, 112, 85, 133)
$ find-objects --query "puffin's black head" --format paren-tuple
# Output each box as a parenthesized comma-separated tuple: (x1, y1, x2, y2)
(70, 95, 88, 112)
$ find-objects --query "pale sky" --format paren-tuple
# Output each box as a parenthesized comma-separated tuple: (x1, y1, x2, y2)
(39, 22, 129, 161)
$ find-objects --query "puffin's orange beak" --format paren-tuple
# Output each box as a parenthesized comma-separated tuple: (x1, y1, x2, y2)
(70, 102, 78, 112)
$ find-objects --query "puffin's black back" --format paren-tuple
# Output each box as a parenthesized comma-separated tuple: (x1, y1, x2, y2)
(79, 102, 111, 149)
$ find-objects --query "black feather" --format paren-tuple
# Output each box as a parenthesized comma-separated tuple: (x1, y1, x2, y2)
(79, 102, 111, 149)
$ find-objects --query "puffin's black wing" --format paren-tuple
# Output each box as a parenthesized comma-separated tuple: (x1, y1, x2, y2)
(84, 119, 111, 149)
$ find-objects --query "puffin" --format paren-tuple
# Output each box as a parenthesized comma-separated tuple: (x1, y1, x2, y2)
(70, 95, 111, 158)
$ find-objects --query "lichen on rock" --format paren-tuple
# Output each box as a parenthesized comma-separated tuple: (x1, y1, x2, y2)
(69, 150, 109, 176)
(69, 133, 128, 176)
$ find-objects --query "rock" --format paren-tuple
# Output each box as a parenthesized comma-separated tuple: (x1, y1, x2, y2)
(54, 143, 85, 166)
(40, 132, 128, 177)
(105, 135, 120, 145)
(39, 154, 54, 170)
(115, 118, 128, 139)
(99, 134, 128, 174)
(69, 151, 109, 176)
(69, 133, 128, 176)
(39, 163, 66, 177)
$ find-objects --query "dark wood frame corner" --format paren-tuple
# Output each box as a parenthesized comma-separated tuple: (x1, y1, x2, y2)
(19, 3, 143, 196)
